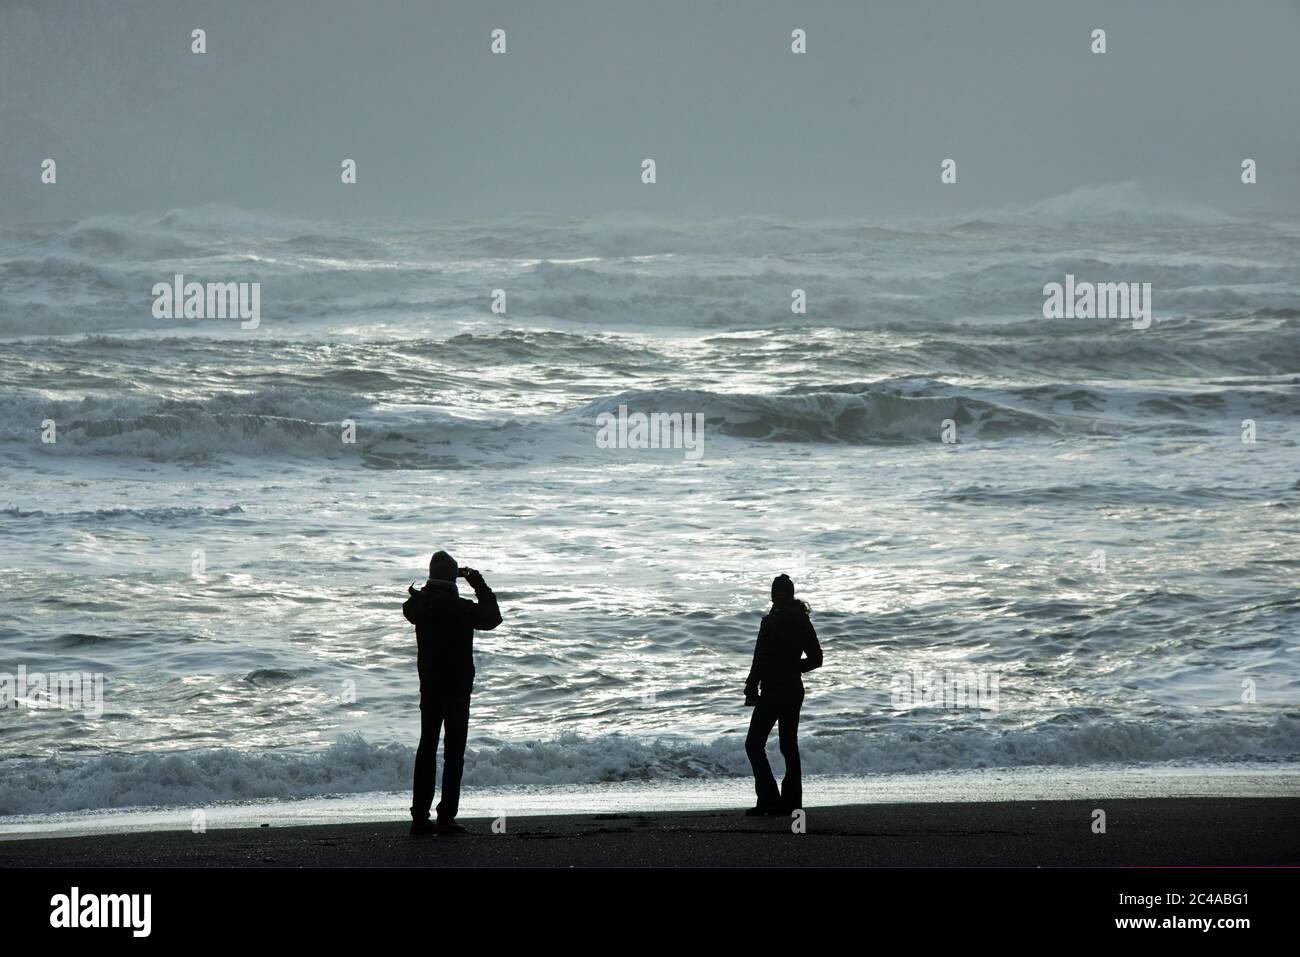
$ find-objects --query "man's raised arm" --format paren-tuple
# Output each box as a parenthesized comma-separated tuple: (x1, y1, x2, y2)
(462, 568, 502, 631)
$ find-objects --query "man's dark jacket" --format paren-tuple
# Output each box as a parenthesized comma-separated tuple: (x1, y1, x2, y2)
(403, 577, 502, 697)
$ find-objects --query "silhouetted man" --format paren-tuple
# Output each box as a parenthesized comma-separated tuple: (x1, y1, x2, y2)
(744, 573, 822, 815)
(404, 550, 501, 835)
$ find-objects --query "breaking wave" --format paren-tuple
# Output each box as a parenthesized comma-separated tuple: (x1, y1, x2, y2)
(3, 714, 1295, 816)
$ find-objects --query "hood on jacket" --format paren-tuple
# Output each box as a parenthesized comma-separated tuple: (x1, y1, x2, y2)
(419, 579, 459, 601)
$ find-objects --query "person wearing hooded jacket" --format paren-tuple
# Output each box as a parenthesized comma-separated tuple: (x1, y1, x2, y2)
(743, 573, 822, 816)
(404, 549, 501, 836)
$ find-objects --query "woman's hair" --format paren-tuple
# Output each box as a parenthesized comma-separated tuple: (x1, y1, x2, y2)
(772, 595, 811, 615)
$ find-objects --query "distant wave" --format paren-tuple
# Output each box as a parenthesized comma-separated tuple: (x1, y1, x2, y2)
(3, 199, 1297, 337)
(396, 329, 665, 368)
(949, 181, 1239, 228)
(581, 388, 1058, 444)
(5, 371, 1296, 465)
(795, 377, 1300, 428)
(0, 389, 364, 463)
(10, 382, 1055, 464)
(945, 482, 1286, 508)
(0, 504, 246, 525)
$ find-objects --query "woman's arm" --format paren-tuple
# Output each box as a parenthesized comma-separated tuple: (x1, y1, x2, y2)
(744, 617, 771, 696)
(800, 619, 823, 673)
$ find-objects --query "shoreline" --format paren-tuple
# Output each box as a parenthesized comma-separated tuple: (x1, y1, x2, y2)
(3, 797, 1297, 867)
(5, 762, 1296, 842)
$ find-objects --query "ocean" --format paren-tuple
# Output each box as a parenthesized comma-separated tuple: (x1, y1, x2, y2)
(1, 183, 1297, 829)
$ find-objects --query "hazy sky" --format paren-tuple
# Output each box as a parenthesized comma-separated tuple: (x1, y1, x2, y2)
(2, 0, 1297, 222)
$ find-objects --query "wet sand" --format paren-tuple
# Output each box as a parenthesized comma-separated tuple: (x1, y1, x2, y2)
(2, 797, 1296, 867)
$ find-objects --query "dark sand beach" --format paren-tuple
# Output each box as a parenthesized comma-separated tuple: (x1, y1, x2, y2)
(3, 798, 1296, 868)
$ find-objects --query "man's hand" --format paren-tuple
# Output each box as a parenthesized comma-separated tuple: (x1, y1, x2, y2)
(461, 567, 487, 590)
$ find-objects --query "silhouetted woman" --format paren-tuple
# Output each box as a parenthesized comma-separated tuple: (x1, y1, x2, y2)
(744, 573, 822, 815)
